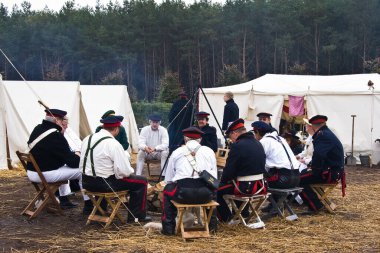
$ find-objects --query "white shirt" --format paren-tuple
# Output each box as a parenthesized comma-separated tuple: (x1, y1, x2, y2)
(164, 140, 217, 183)
(138, 125, 169, 151)
(259, 132, 300, 172)
(64, 127, 82, 152)
(298, 135, 314, 165)
(80, 129, 134, 179)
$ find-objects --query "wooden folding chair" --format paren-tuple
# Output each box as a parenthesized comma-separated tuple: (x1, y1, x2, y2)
(223, 193, 269, 229)
(267, 187, 303, 221)
(16, 151, 66, 219)
(172, 200, 219, 241)
(310, 183, 338, 213)
(84, 190, 129, 228)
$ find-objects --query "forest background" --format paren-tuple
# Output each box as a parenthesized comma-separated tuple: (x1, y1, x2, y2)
(1, 0, 380, 126)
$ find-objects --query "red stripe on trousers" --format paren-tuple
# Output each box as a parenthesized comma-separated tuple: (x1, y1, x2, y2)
(123, 178, 148, 211)
(301, 191, 317, 211)
(162, 186, 177, 221)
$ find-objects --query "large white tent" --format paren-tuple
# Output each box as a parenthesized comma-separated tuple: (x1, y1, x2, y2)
(0, 77, 87, 169)
(0, 76, 139, 169)
(199, 73, 380, 165)
(80, 85, 139, 153)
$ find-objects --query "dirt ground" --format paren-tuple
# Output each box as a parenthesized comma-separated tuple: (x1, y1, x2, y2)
(0, 165, 379, 253)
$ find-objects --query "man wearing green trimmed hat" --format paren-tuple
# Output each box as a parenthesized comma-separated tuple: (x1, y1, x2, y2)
(96, 110, 129, 151)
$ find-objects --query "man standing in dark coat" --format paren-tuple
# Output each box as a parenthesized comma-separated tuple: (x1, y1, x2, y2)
(195, 111, 218, 152)
(217, 119, 267, 222)
(26, 108, 89, 209)
(300, 115, 346, 212)
(168, 91, 193, 152)
(222, 91, 239, 131)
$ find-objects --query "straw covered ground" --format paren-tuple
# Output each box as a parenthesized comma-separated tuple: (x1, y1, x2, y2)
(0, 165, 379, 253)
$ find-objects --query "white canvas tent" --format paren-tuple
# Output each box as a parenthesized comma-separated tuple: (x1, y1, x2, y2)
(80, 85, 139, 153)
(0, 77, 139, 169)
(199, 73, 380, 165)
(0, 76, 87, 169)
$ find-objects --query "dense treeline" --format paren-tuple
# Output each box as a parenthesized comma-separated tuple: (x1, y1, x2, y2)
(0, 0, 379, 100)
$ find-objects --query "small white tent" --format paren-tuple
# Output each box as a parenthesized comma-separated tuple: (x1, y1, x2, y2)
(199, 73, 380, 164)
(80, 85, 139, 153)
(0, 76, 86, 169)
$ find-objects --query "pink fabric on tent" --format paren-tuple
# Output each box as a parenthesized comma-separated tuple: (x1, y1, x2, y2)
(288, 95, 304, 116)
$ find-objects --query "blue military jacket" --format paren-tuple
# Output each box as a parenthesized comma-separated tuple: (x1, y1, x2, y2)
(311, 125, 344, 171)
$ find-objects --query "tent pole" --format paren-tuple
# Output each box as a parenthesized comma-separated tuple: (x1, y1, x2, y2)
(5, 126, 12, 169)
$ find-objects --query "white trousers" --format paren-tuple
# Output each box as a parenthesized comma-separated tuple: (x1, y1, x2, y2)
(136, 150, 169, 176)
(27, 166, 89, 200)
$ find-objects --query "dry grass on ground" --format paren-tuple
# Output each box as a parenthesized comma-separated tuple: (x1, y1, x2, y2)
(0, 166, 379, 253)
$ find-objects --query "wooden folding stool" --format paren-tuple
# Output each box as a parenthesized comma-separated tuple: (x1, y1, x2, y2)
(171, 200, 219, 241)
(267, 187, 303, 221)
(84, 190, 129, 228)
(223, 193, 269, 229)
(16, 151, 65, 219)
(310, 183, 338, 213)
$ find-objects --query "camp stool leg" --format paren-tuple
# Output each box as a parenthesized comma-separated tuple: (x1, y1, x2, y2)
(225, 196, 249, 226)
(268, 188, 303, 221)
(311, 184, 337, 213)
(17, 151, 65, 219)
(171, 201, 219, 241)
(246, 195, 268, 224)
(104, 196, 125, 228)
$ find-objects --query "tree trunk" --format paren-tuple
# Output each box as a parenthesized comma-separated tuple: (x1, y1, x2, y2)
(314, 22, 320, 74)
(255, 40, 260, 77)
(242, 26, 247, 78)
(284, 48, 288, 74)
(152, 49, 156, 98)
(273, 33, 277, 74)
(40, 53, 44, 80)
(197, 38, 202, 87)
(362, 34, 366, 73)
(212, 42, 216, 87)
(163, 40, 167, 72)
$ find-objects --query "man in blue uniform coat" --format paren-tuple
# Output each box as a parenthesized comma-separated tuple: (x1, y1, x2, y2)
(300, 115, 346, 212)
(222, 91, 239, 131)
(217, 119, 267, 222)
(195, 111, 218, 152)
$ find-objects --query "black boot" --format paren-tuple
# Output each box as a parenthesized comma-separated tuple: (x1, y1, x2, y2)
(59, 196, 78, 209)
(161, 223, 175, 236)
(83, 200, 93, 215)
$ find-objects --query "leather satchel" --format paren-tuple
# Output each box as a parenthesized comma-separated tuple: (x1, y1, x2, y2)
(184, 146, 220, 190)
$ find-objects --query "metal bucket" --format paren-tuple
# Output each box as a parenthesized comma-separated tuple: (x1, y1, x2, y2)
(359, 154, 371, 167)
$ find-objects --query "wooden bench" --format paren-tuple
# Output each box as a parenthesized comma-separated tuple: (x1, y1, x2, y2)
(84, 190, 129, 228)
(171, 200, 219, 241)
(267, 187, 303, 221)
(223, 193, 269, 229)
(16, 151, 65, 219)
(216, 148, 229, 168)
(310, 183, 338, 213)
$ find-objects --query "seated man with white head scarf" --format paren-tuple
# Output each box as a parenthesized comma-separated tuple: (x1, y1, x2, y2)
(161, 127, 218, 235)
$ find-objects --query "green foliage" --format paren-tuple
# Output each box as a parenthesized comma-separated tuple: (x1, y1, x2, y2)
(288, 63, 308, 75)
(98, 69, 124, 85)
(132, 101, 172, 128)
(216, 65, 246, 87)
(0, 0, 380, 99)
(363, 58, 380, 74)
(157, 72, 182, 103)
